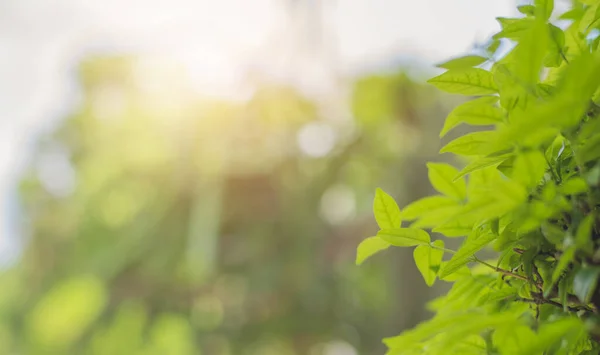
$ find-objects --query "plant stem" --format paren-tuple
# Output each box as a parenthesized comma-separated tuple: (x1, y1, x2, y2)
(474, 257, 529, 281)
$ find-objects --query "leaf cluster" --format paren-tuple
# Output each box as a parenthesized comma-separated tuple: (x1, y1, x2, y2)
(356, 0, 600, 353)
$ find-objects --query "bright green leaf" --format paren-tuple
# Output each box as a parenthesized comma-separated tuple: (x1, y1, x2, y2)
(439, 231, 497, 278)
(512, 150, 547, 189)
(440, 131, 499, 156)
(453, 154, 512, 181)
(580, 1, 600, 33)
(427, 68, 498, 95)
(436, 55, 488, 70)
(427, 162, 467, 200)
(535, 0, 554, 20)
(356, 236, 391, 265)
(377, 228, 430, 247)
(401, 195, 459, 220)
(560, 177, 589, 195)
(373, 188, 402, 229)
(518, 5, 535, 16)
(440, 96, 504, 137)
(413, 240, 445, 286)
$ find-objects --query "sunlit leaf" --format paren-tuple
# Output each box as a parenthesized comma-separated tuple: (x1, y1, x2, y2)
(401, 195, 459, 220)
(413, 240, 445, 286)
(436, 55, 488, 70)
(439, 231, 497, 278)
(512, 150, 547, 189)
(440, 96, 504, 137)
(427, 68, 498, 95)
(373, 188, 402, 229)
(356, 236, 391, 265)
(377, 228, 431, 247)
(427, 163, 466, 200)
(440, 131, 499, 156)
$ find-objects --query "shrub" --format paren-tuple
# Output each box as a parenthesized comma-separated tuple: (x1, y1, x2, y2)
(356, 0, 600, 354)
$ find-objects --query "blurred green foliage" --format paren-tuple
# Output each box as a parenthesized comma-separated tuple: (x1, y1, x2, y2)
(3, 55, 454, 354)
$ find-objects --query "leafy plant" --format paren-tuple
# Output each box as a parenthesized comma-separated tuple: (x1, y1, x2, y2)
(356, 0, 600, 353)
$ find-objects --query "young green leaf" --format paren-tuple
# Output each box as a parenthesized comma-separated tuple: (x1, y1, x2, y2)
(453, 154, 512, 181)
(579, 1, 600, 34)
(560, 177, 589, 195)
(517, 5, 535, 16)
(440, 131, 499, 156)
(400, 195, 459, 220)
(356, 236, 391, 265)
(377, 228, 431, 247)
(494, 17, 534, 40)
(436, 55, 488, 70)
(427, 68, 498, 95)
(512, 150, 547, 189)
(426, 163, 467, 200)
(413, 240, 445, 286)
(439, 231, 497, 278)
(440, 96, 504, 137)
(373, 188, 402, 229)
(535, 0, 554, 20)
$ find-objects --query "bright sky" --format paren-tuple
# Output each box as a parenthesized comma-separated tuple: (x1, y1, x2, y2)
(0, 0, 519, 259)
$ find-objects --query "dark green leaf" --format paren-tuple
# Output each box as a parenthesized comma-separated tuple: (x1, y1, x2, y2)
(573, 266, 600, 303)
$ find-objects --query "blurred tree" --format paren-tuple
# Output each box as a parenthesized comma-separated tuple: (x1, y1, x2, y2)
(3, 54, 455, 354)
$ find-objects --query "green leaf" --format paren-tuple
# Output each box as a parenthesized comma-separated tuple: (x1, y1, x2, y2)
(517, 5, 535, 16)
(512, 18, 549, 85)
(377, 228, 431, 247)
(453, 154, 512, 181)
(545, 24, 565, 67)
(413, 240, 445, 286)
(580, 1, 600, 33)
(512, 150, 547, 189)
(493, 325, 536, 355)
(440, 131, 499, 156)
(576, 214, 594, 249)
(439, 231, 497, 278)
(579, 133, 600, 164)
(560, 177, 589, 195)
(427, 68, 498, 95)
(356, 236, 391, 265)
(373, 188, 401, 229)
(535, 0, 553, 20)
(573, 266, 600, 303)
(440, 96, 504, 137)
(432, 220, 473, 237)
(551, 245, 575, 284)
(494, 17, 534, 40)
(401, 195, 459, 220)
(427, 163, 467, 200)
(518, 318, 586, 355)
(436, 55, 488, 70)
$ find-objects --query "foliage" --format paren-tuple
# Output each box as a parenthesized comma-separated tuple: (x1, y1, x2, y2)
(357, 0, 600, 354)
